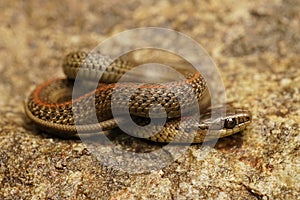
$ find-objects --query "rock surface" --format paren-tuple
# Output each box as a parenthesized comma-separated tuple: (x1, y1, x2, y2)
(0, 0, 299, 199)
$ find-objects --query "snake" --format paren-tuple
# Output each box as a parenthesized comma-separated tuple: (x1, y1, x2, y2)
(24, 51, 251, 143)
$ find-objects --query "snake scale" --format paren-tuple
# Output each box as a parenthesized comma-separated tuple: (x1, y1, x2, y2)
(24, 51, 251, 143)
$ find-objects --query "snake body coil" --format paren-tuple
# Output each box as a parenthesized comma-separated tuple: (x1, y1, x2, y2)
(24, 51, 251, 143)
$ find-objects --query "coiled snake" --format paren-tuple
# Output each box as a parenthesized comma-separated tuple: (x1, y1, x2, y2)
(24, 51, 251, 143)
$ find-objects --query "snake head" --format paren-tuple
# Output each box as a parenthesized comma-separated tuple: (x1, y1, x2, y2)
(201, 107, 251, 132)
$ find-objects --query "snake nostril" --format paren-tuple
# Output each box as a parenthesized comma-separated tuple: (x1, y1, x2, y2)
(245, 116, 251, 122)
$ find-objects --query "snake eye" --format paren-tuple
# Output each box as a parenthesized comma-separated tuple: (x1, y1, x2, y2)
(224, 118, 236, 129)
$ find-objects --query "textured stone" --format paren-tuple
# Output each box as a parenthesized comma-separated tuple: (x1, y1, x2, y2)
(0, 0, 299, 199)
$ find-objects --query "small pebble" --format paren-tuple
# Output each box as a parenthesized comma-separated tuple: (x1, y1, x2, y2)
(280, 78, 292, 87)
